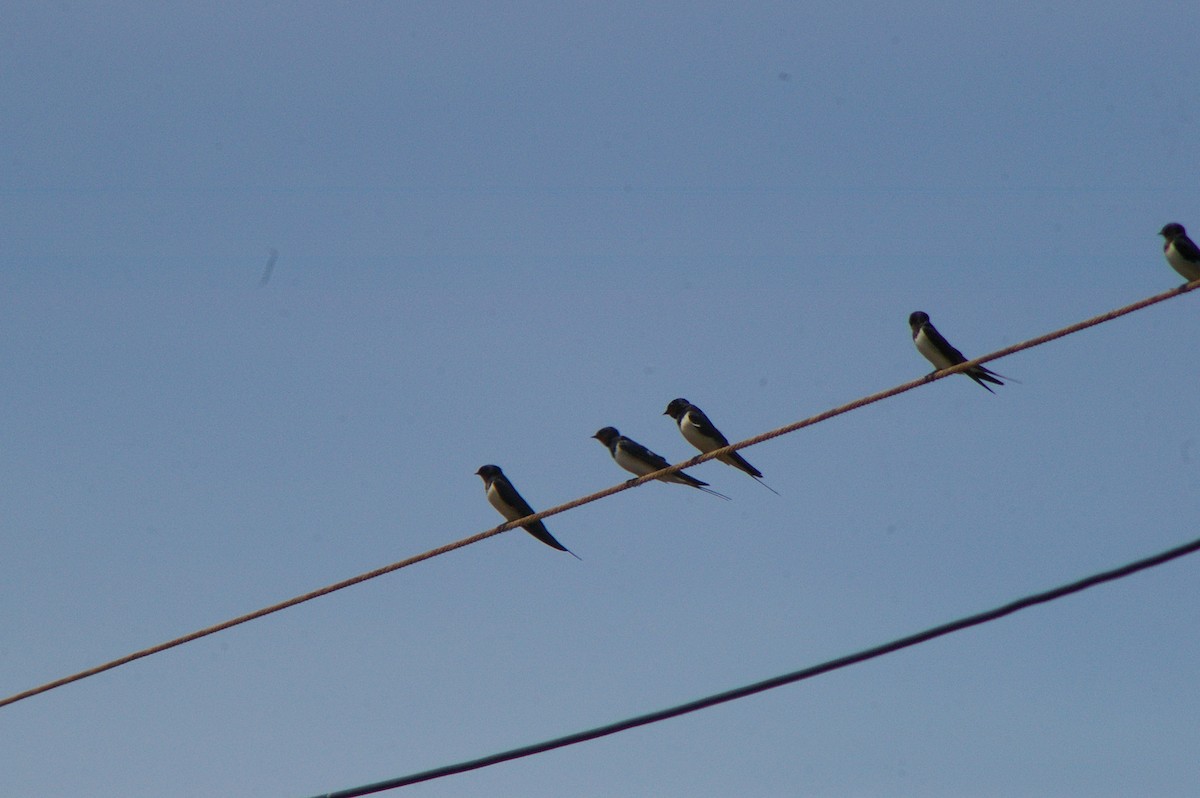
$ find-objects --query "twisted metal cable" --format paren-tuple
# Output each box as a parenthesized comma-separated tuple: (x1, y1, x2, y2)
(1, 280, 1195, 711)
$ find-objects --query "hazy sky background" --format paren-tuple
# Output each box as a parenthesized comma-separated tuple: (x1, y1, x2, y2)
(3, 3, 1199, 796)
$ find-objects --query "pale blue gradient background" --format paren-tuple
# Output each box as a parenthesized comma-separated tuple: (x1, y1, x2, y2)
(2, 3, 1198, 796)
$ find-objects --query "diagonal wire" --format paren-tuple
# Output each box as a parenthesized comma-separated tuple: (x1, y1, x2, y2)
(1, 280, 1195, 711)
(302, 533, 1200, 797)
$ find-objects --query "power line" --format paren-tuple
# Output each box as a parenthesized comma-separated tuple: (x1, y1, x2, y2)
(301, 533, 1200, 798)
(1, 280, 1195, 711)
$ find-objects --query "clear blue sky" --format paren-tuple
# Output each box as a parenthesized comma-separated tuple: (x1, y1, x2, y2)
(3, 3, 1198, 796)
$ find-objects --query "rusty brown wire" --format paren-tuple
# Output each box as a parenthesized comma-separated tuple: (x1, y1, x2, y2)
(2, 279, 1195, 711)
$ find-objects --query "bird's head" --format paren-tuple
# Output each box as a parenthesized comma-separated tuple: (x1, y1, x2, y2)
(592, 427, 619, 446)
(664, 398, 690, 419)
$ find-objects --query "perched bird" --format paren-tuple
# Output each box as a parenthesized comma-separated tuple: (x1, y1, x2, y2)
(1159, 223, 1200, 282)
(591, 426, 730, 500)
(909, 311, 1005, 393)
(664, 398, 778, 494)
(475, 465, 580, 559)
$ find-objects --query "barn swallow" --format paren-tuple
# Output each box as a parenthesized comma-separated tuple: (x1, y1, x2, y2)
(909, 311, 1005, 393)
(476, 465, 580, 559)
(1160, 223, 1200, 282)
(591, 427, 730, 500)
(664, 398, 778, 494)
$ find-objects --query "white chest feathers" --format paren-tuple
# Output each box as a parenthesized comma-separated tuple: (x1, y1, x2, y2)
(914, 327, 955, 370)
